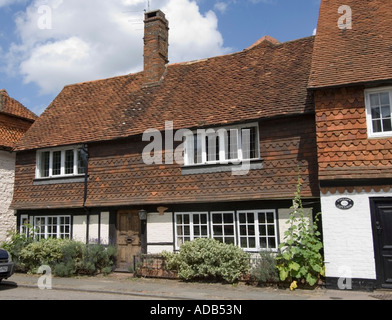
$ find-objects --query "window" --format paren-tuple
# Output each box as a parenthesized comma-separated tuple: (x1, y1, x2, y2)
(174, 209, 278, 251)
(237, 210, 278, 251)
(365, 87, 392, 138)
(33, 216, 71, 240)
(175, 213, 209, 248)
(211, 211, 236, 245)
(36, 146, 87, 179)
(184, 124, 259, 166)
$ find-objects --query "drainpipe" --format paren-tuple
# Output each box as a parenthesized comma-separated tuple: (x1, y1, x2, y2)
(80, 145, 90, 244)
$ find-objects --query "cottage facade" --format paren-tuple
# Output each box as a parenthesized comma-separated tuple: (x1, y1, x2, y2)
(0, 90, 37, 242)
(11, 11, 319, 271)
(10, 1, 392, 290)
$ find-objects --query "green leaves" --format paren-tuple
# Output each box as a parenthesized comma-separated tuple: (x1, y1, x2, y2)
(163, 238, 250, 284)
(276, 175, 324, 288)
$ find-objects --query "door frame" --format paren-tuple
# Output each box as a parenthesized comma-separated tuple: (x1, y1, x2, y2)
(370, 198, 392, 289)
(115, 209, 147, 271)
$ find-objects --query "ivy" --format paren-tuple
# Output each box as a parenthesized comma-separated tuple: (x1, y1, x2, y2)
(276, 176, 325, 287)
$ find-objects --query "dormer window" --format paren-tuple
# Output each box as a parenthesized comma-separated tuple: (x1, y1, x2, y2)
(365, 87, 392, 138)
(36, 146, 86, 179)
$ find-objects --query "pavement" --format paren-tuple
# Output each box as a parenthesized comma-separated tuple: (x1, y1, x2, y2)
(2, 273, 391, 300)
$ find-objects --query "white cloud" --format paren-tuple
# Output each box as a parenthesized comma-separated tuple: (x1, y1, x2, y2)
(7, 0, 230, 95)
(214, 2, 228, 14)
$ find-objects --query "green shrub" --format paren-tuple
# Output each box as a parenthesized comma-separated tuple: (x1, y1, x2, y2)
(163, 238, 250, 284)
(1, 226, 34, 272)
(14, 236, 116, 277)
(251, 251, 279, 284)
(20, 238, 69, 273)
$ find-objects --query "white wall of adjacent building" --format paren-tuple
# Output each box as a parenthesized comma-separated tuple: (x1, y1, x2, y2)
(0, 150, 16, 242)
(320, 188, 392, 281)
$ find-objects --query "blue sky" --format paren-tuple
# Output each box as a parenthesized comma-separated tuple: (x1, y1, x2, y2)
(0, 0, 320, 116)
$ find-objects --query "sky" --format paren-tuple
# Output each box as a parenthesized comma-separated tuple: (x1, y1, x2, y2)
(0, 0, 321, 116)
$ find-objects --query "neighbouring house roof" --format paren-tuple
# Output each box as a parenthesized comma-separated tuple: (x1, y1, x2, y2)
(14, 36, 315, 151)
(309, 0, 392, 89)
(0, 90, 37, 150)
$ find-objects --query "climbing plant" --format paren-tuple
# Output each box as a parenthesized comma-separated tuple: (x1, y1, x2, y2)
(276, 176, 325, 287)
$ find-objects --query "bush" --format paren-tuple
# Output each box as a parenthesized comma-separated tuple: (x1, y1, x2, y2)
(1, 227, 34, 272)
(20, 238, 68, 273)
(251, 251, 279, 285)
(163, 238, 250, 284)
(14, 237, 116, 277)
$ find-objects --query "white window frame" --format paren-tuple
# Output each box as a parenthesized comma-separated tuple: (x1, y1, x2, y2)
(211, 211, 237, 246)
(184, 123, 260, 166)
(365, 87, 392, 138)
(174, 212, 209, 250)
(237, 210, 278, 252)
(33, 215, 71, 240)
(36, 145, 85, 179)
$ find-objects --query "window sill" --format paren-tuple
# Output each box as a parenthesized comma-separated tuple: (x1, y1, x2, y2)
(181, 159, 264, 175)
(33, 175, 88, 186)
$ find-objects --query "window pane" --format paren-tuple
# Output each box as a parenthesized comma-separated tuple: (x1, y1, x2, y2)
(77, 150, 86, 174)
(372, 107, 381, 119)
(266, 212, 274, 223)
(383, 119, 392, 132)
(227, 129, 239, 160)
(241, 127, 258, 159)
(52, 151, 61, 175)
(373, 119, 382, 133)
(65, 150, 74, 174)
(213, 225, 223, 236)
(258, 212, 266, 224)
(260, 237, 267, 249)
(370, 93, 379, 107)
(268, 237, 276, 249)
(206, 134, 219, 162)
(224, 213, 233, 224)
(380, 92, 390, 106)
(40, 152, 50, 177)
(381, 106, 391, 118)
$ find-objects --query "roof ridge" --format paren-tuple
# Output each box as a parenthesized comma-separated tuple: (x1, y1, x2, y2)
(63, 71, 144, 89)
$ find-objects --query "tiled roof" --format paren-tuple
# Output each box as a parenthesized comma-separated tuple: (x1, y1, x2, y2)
(0, 90, 37, 149)
(0, 90, 37, 121)
(15, 36, 315, 151)
(309, 0, 392, 88)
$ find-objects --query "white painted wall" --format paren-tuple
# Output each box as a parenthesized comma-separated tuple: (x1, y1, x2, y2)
(147, 212, 174, 254)
(73, 215, 87, 243)
(0, 150, 16, 242)
(320, 188, 391, 280)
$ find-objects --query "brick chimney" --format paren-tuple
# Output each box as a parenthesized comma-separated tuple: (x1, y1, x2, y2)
(143, 10, 169, 87)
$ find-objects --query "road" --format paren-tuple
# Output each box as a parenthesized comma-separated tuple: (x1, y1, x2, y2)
(0, 281, 165, 300)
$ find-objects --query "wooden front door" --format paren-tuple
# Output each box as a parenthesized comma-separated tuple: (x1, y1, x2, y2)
(116, 210, 141, 271)
(371, 199, 392, 289)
